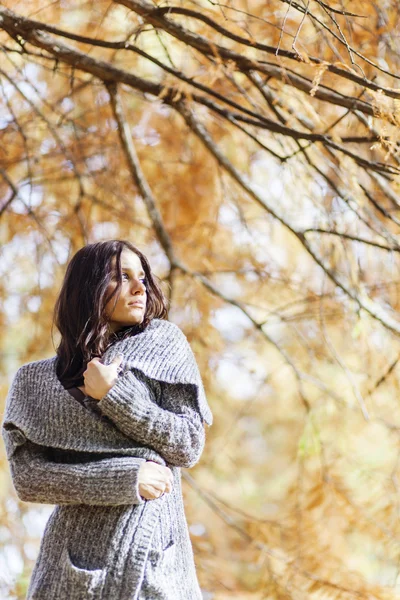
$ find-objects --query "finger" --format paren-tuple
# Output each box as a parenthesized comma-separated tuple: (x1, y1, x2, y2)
(149, 483, 166, 498)
(140, 484, 162, 499)
(110, 354, 124, 366)
(89, 357, 102, 365)
(161, 472, 172, 491)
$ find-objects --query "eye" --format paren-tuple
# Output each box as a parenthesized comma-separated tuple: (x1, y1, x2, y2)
(121, 273, 147, 285)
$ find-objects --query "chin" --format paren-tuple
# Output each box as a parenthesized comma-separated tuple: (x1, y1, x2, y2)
(127, 315, 144, 325)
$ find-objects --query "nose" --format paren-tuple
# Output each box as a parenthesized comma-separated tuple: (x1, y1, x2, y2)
(131, 279, 146, 295)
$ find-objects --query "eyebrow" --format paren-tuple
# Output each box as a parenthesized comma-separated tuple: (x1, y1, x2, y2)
(121, 266, 146, 276)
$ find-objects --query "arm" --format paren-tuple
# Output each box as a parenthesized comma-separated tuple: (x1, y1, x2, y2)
(4, 428, 146, 506)
(97, 369, 206, 469)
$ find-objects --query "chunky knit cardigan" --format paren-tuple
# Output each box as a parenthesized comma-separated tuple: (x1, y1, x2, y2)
(2, 318, 213, 600)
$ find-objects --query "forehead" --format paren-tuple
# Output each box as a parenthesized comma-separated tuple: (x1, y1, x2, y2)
(114, 248, 144, 272)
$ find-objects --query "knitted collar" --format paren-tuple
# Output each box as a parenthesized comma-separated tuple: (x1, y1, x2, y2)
(3, 318, 212, 460)
(100, 318, 213, 426)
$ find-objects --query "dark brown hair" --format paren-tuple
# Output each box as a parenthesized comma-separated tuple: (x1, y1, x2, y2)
(53, 240, 169, 388)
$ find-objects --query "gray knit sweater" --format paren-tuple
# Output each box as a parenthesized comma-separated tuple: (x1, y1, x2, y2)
(2, 318, 213, 600)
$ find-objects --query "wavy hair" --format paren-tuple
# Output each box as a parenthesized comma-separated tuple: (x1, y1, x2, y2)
(53, 240, 169, 388)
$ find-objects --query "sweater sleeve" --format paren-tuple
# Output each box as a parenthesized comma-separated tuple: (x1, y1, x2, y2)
(97, 370, 206, 469)
(4, 427, 146, 506)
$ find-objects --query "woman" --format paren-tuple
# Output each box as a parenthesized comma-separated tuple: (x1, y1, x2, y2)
(2, 240, 213, 600)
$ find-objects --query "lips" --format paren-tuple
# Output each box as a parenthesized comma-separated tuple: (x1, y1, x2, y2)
(128, 302, 145, 308)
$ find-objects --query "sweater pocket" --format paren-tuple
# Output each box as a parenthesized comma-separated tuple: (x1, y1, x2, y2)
(141, 540, 177, 599)
(60, 545, 107, 600)
(147, 539, 176, 570)
(162, 539, 176, 572)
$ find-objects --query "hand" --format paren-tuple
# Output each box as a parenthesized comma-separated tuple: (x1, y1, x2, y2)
(82, 354, 123, 400)
(138, 461, 173, 500)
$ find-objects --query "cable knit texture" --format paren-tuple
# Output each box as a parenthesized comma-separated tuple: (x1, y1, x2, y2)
(1, 318, 213, 600)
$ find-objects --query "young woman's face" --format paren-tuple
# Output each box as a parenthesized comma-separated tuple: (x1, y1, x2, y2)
(105, 248, 147, 332)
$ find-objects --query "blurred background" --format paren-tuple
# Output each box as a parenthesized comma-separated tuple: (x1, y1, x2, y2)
(1, 1, 400, 598)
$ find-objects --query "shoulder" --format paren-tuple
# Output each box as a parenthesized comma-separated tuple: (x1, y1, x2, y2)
(4, 358, 56, 421)
(139, 318, 189, 347)
(148, 318, 186, 337)
(148, 319, 192, 352)
(11, 357, 56, 385)
(107, 319, 194, 366)
(17, 356, 55, 373)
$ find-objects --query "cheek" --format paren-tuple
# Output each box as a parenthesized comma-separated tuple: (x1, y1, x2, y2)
(104, 284, 120, 316)
(110, 286, 131, 314)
